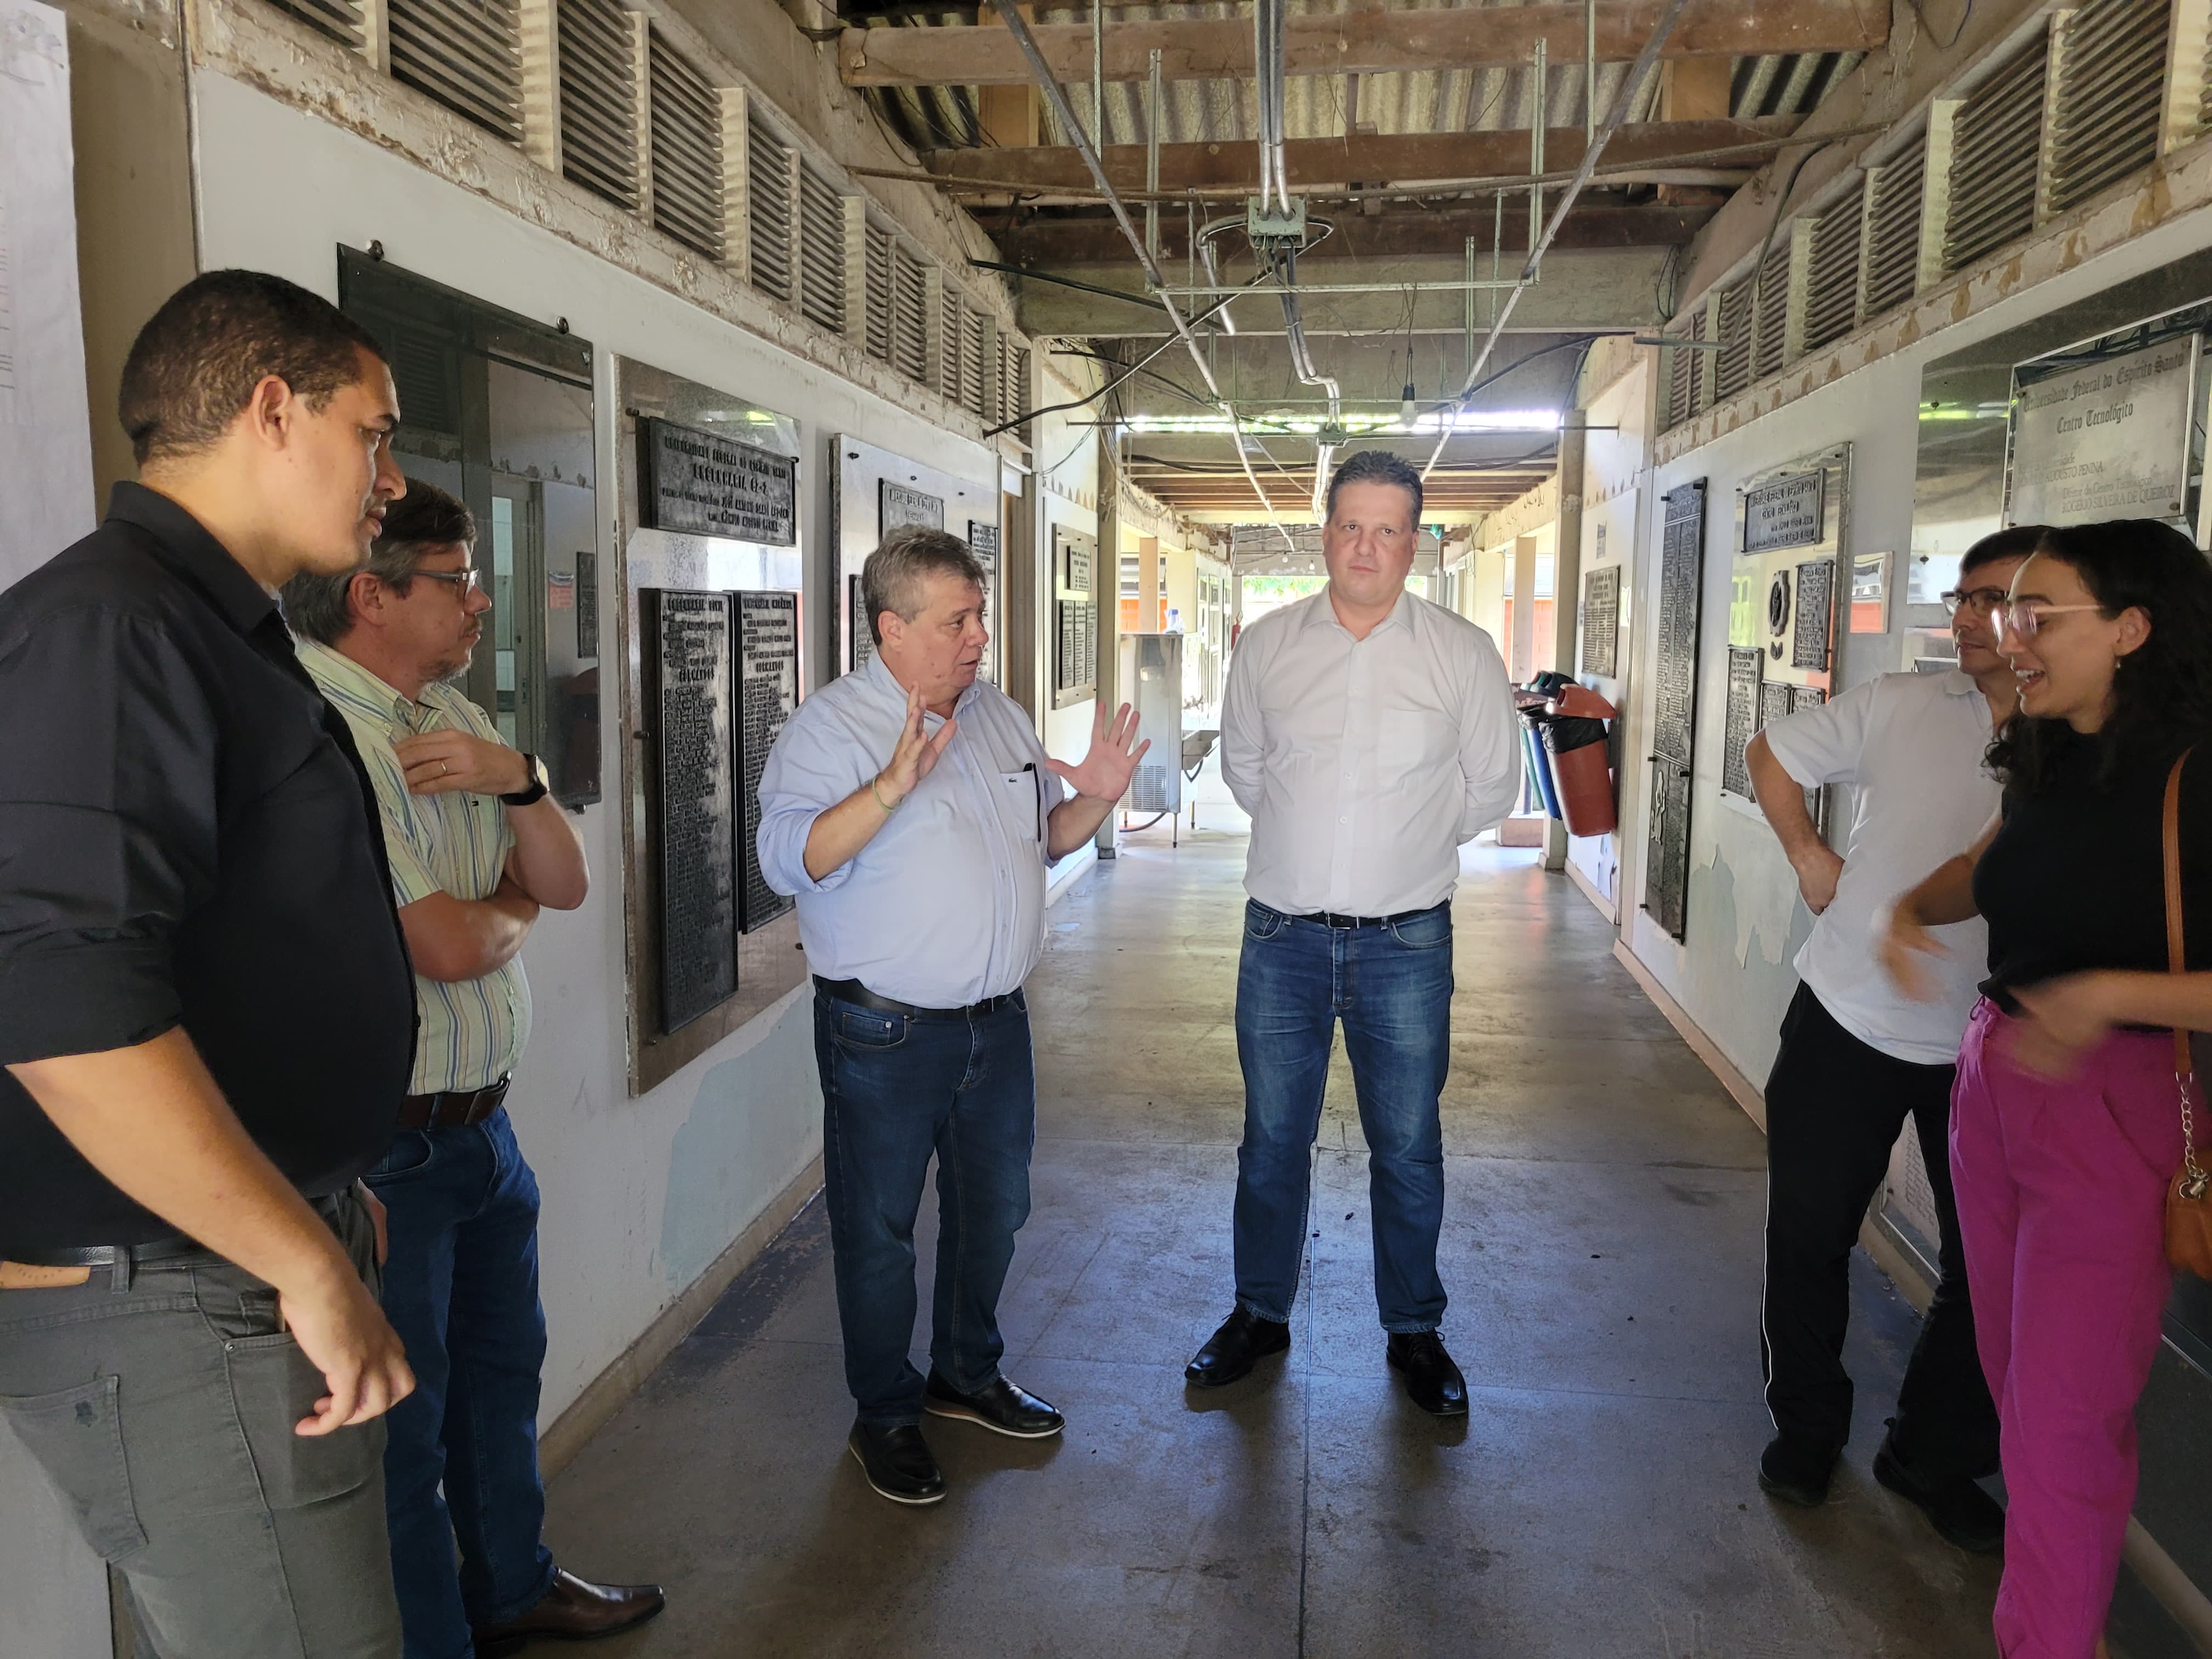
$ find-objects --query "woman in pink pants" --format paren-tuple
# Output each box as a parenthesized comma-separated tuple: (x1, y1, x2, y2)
(1882, 519, 2212, 1659)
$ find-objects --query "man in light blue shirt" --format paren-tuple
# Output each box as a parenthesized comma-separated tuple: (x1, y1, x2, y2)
(758, 526, 1147, 1506)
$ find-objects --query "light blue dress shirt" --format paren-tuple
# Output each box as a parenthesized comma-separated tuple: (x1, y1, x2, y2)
(758, 651, 1069, 1008)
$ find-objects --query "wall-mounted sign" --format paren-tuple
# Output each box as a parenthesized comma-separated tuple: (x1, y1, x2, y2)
(968, 520, 1001, 685)
(1792, 558, 1836, 671)
(1579, 564, 1620, 678)
(1722, 648, 1762, 797)
(644, 589, 737, 1032)
(641, 417, 797, 545)
(1743, 472, 1826, 555)
(882, 479, 944, 533)
(736, 591, 799, 936)
(2007, 335, 2199, 525)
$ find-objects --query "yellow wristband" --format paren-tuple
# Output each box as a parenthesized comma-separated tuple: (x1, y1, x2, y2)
(871, 776, 902, 814)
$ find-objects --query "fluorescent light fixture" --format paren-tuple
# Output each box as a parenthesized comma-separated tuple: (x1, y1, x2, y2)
(1122, 408, 1563, 437)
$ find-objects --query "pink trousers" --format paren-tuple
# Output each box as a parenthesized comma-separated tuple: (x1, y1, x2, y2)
(1951, 999, 2183, 1659)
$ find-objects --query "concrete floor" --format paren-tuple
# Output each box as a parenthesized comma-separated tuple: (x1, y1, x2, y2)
(545, 833, 2002, 1658)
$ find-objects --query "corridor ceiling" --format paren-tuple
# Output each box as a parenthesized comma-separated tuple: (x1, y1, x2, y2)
(837, 0, 1881, 521)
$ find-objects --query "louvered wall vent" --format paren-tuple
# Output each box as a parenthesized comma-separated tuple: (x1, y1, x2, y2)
(1945, 32, 2048, 273)
(557, 0, 637, 208)
(747, 110, 794, 303)
(1712, 275, 1754, 404)
(961, 306, 990, 420)
(1011, 346, 1032, 436)
(390, 0, 523, 142)
(1802, 179, 1866, 352)
(1662, 306, 1706, 431)
(798, 166, 847, 335)
(263, 0, 365, 50)
(648, 30, 722, 259)
(864, 223, 894, 360)
(1863, 133, 1926, 319)
(1749, 239, 1792, 382)
(2045, 0, 2169, 217)
(890, 242, 929, 385)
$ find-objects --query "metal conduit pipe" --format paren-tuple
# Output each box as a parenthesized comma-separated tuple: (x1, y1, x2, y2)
(1420, 0, 1693, 481)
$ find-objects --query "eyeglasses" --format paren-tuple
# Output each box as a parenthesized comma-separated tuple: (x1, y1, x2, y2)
(409, 567, 482, 596)
(1939, 586, 2008, 617)
(1994, 601, 2104, 640)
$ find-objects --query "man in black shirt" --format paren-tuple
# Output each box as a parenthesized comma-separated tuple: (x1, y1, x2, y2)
(0, 271, 418, 1657)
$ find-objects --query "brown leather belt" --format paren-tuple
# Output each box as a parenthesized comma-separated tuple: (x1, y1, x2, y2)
(397, 1077, 511, 1131)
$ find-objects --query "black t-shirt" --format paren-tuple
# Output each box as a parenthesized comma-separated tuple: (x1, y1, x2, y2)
(0, 484, 416, 1254)
(1974, 723, 2212, 1005)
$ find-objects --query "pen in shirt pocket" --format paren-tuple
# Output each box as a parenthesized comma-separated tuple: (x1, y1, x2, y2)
(1022, 761, 1043, 842)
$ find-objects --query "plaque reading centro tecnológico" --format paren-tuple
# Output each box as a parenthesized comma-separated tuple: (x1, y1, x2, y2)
(1742, 471, 1825, 555)
(642, 417, 797, 545)
(2007, 336, 2198, 526)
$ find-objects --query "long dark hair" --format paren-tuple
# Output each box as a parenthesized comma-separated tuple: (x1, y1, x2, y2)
(1987, 519, 2212, 793)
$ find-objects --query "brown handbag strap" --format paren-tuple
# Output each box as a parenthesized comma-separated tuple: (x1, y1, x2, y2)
(2166, 749, 2195, 1080)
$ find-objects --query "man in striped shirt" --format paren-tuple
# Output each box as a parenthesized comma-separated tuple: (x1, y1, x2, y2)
(286, 484, 662, 1659)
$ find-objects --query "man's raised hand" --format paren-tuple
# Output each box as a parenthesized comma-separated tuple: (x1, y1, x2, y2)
(1047, 701, 1150, 803)
(877, 685, 957, 805)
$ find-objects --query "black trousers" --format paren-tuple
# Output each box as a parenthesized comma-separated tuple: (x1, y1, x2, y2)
(1760, 983, 1999, 1480)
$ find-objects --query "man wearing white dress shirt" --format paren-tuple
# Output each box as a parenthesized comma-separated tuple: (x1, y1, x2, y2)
(757, 526, 1148, 1506)
(1185, 450, 1521, 1415)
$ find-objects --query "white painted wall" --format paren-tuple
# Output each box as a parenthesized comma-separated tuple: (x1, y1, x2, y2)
(186, 66, 1013, 1417)
(1621, 200, 2212, 1086)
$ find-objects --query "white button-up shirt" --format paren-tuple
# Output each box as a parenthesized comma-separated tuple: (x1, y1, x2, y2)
(757, 651, 1067, 1008)
(1221, 588, 1522, 917)
(1761, 669, 2002, 1064)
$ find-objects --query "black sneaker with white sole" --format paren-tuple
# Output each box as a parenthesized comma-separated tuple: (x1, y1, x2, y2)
(922, 1372, 1065, 1438)
(848, 1421, 946, 1505)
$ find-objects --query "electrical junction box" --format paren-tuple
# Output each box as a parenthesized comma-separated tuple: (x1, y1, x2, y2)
(1245, 195, 1308, 245)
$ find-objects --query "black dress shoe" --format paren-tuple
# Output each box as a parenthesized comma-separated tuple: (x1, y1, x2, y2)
(471, 1567, 665, 1656)
(1184, 1308, 1291, 1387)
(1874, 1424, 2005, 1554)
(1385, 1331, 1469, 1417)
(923, 1372, 1065, 1438)
(1758, 1431, 1840, 1508)
(847, 1421, 946, 1506)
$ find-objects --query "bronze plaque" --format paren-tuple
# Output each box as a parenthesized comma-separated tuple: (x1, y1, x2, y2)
(736, 591, 799, 934)
(645, 589, 738, 1031)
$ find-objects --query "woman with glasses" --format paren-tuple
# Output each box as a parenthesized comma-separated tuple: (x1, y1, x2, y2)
(1881, 520, 2212, 1659)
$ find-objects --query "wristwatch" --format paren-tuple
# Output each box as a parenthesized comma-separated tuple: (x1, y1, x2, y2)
(500, 753, 550, 807)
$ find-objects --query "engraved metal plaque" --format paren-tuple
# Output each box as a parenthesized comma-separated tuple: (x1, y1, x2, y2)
(735, 591, 799, 934)
(1792, 558, 1836, 672)
(968, 520, 1000, 684)
(1722, 649, 1762, 798)
(645, 589, 738, 1031)
(1580, 564, 1621, 678)
(882, 479, 944, 532)
(1742, 471, 1825, 555)
(1053, 525, 1098, 707)
(641, 418, 798, 545)
(1646, 480, 1706, 941)
(849, 574, 876, 672)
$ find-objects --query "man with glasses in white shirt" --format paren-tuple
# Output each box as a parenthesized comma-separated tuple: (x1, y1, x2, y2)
(1740, 524, 2039, 1549)
(1184, 450, 1521, 1415)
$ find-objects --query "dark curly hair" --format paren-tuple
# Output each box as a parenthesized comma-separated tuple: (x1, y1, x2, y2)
(1987, 518, 2212, 794)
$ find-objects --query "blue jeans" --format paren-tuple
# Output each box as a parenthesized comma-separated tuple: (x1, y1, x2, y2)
(1233, 900, 1454, 1333)
(364, 1108, 556, 1659)
(814, 988, 1036, 1426)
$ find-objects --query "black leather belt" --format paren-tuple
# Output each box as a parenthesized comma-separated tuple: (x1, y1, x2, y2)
(1299, 902, 1449, 929)
(398, 1076, 511, 1130)
(5, 1190, 354, 1272)
(814, 976, 1023, 1022)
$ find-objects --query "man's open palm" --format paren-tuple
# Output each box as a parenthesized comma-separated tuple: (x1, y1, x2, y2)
(1048, 701, 1149, 802)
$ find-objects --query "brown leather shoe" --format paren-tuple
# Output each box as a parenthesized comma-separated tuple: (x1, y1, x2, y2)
(472, 1567, 666, 1655)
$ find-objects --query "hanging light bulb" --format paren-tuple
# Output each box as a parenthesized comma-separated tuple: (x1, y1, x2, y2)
(1400, 381, 1418, 424)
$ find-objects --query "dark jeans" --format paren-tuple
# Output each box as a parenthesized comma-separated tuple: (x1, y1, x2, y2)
(814, 987, 1036, 1426)
(0, 1192, 400, 1658)
(1233, 899, 1455, 1333)
(365, 1108, 555, 1659)
(1760, 983, 1999, 1479)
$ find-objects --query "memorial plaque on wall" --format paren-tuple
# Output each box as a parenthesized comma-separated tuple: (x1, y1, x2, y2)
(1791, 558, 1836, 671)
(641, 417, 798, 545)
(735, 591, 799, 934)
(644, 589, 737, 1031)
(1646, 481, 1706, 941)
(1581, 565, 1621, 678)
(849, 575, 876, 671)
(574, 549, 600, 660)
(968, 520, 1000, 683)
(1053, 527, 1097, 705)
(2008, 335, 2199, 524)
(882, 480, 944, 533)
(1742, 471, 1825, 555)
(1722, 649, 1762, 798)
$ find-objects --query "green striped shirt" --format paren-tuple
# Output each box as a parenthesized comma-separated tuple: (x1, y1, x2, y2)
(298, 639, 532, 1094)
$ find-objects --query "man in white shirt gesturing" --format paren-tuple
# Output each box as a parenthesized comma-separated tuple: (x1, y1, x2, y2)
(1186, 450, 1521, 1414)
(1741, 524, 2035, 1549)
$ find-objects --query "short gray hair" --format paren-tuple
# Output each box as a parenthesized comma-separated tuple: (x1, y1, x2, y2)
(861, 525, 986, 645)
(281, 481, 476, 644)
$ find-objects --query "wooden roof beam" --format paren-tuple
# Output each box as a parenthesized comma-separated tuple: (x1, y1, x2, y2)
(839, 0, 1887, 88)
